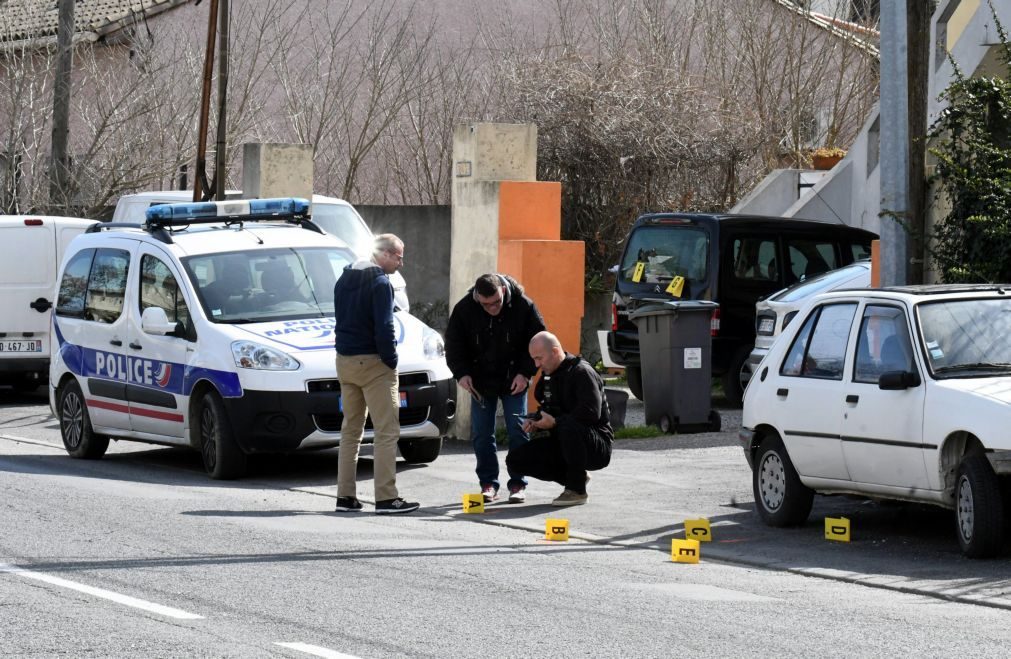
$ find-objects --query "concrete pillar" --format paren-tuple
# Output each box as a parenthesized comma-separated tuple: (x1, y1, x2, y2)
(241, 143, 314, 200)
(450, 122, 585, 438)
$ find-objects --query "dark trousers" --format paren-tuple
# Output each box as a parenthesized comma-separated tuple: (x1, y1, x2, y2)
(506, 416, 611, 494)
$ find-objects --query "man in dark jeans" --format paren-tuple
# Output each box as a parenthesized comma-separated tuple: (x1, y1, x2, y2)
(445, 273, 545, 503)
(507, 331, 613, 506)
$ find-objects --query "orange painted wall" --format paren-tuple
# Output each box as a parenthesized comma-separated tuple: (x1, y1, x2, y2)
(498, 181, 562, 241)
(498, 240, 585, 355)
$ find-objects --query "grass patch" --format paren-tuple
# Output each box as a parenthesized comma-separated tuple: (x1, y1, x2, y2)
(614, 424, 662, 439)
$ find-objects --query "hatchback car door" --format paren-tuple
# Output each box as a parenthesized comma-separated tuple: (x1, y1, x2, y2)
(771, 302, 858, 480)
(125, 245, 196, 441)
(840, 303, 929, 489)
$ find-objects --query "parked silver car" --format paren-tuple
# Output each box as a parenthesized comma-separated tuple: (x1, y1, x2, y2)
(743, 260, 871, 385)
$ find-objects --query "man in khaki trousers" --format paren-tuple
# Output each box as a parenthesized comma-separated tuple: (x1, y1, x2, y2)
(332, 234, 419, 514)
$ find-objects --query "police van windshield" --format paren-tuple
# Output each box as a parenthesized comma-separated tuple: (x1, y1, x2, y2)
(620, 226, 709, 284)
(184, 247, 354, 323)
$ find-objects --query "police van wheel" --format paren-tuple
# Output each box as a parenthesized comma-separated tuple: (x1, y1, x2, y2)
(398, 437, 442, 464)
(59, 379, 109, 459)
(198, 391, 247, 480)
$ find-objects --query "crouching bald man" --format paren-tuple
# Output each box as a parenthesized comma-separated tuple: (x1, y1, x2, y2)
(506, 331, 613, 506)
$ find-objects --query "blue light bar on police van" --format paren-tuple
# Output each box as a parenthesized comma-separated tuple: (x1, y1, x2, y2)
(145, 197, 311, 226)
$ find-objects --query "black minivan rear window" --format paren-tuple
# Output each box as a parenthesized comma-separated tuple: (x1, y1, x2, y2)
(620, 226, 708, 284)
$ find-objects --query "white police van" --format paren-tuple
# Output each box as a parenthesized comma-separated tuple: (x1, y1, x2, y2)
(49, 198, 454, 479)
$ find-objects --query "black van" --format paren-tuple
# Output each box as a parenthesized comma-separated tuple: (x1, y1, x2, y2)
(607, 213, 876, 405)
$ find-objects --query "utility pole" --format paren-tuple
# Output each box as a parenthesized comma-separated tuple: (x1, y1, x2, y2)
(906, 0, 931, 285)
(49, 0, 75, 211)
(193, 0, 219, 202)
(214, 0, 229, 201)
(879, 0, 910, 287)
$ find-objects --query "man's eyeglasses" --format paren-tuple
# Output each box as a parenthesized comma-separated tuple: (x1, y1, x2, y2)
(385, 249, 404, 264)
(478, 295, 503, 310)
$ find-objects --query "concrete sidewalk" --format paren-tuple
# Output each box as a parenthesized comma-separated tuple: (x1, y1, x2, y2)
(417, 408, 1011, 612)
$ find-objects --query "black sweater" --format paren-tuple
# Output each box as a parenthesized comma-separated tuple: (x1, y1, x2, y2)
(445, 276, 546, 397)
(535, 353, 613, 439)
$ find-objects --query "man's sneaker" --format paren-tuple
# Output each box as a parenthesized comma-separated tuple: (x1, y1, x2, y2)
(551, 489, 588, 507)
(334, 496, 364, 512)
(481, 485, 498, 503)
(375, 498, 420, 514)
(507, 486, 526, 504)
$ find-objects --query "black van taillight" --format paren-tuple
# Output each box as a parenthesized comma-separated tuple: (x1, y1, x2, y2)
(611, 303, 618, 331)
(710, 308, 720, 336)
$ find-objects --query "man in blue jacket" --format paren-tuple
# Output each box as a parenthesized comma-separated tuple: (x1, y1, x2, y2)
(333, 234, 419, 514)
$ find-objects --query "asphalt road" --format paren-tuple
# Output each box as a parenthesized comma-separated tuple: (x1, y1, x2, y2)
(3, 386, 1011, 657)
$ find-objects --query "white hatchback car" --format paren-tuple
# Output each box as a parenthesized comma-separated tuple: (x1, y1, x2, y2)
(741, 285, 1011, 558)
(49, 198, 454, 479)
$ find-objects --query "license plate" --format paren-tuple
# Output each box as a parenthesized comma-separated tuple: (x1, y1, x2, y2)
(0, 340, 42, 353)
(337, 392, 408, 410)
(757, 317, 775, 335)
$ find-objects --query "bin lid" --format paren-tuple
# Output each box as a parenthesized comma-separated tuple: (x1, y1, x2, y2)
(629, 299, 719, 320)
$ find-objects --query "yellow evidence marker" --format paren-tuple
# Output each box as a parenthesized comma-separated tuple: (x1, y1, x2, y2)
(664, 275, 685, 297)
(684, 518, 712, 542)
(462, 493, 484, 514)
(825, 516, 851, 542)
(545, 518, 569, 541)
(671, 538, 701, 563)
(631, 262, 646, 283)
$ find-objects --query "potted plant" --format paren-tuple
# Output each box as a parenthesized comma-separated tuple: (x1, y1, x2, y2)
(811, 146, 846, 170)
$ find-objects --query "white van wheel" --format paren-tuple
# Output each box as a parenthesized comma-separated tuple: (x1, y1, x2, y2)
(198, 391, 247, 480)
(58, 380, 109, 459)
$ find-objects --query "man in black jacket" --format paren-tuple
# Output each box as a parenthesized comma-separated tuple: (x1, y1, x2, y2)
(506, 331, 613, 506)
(445, 273, 546, 503)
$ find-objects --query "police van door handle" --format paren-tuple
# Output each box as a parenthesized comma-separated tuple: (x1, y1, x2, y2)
(776, 388, 788, 398)
(129, 342, 143, 350)
(846, 394, 859, 404)
(109, 339, 123, 347)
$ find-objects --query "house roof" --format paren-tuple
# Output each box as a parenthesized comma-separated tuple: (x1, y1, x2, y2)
(0, 0, 192, 47)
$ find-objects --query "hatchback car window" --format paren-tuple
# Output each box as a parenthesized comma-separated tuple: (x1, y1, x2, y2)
(56, 248, 96, 317)
(854, 305, 914, 383)
(786, 239, 837, 284)
(84, 248, 130, 323)
(732, 237, 777, 281)
(919, 298, 1011, 377)
(185, 247, 354, 323)
(620, 226, 708, 283)
(140, 254, 191, 329)
(781, 303, 856, 379)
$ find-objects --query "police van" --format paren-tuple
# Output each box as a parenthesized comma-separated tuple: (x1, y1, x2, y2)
(49, 198, 454, 479)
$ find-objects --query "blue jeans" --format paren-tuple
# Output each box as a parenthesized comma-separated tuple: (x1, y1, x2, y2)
(471, 391, 529, 491)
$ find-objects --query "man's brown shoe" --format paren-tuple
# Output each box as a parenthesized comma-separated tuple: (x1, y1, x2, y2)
(551, 489, 588, 506)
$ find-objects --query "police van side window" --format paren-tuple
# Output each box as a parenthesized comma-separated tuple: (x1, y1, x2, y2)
(56, 249, 96, 317)
(84, 249, 130, 323)
(140, 255, 191, 330)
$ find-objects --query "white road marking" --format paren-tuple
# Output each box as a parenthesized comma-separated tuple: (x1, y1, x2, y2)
(0, 563, 203, 620)
(275, 642, 363, 658)
(0, 433, 63, 450)
(639, 582, 780, 602)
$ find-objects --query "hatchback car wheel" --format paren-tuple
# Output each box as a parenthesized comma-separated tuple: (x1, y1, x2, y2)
(753, 434, 813, 527)
(955, 454, 1005, 558)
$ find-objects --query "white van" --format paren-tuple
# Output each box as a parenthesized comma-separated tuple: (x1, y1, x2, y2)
(113, 191, 409, 311)
(50, 198, 454, 479)
(0, 215, 98, 390)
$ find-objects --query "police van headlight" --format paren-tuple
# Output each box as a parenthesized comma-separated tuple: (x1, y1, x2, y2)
(422, 328, 445, 359)
(231, 341, 301, 370)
